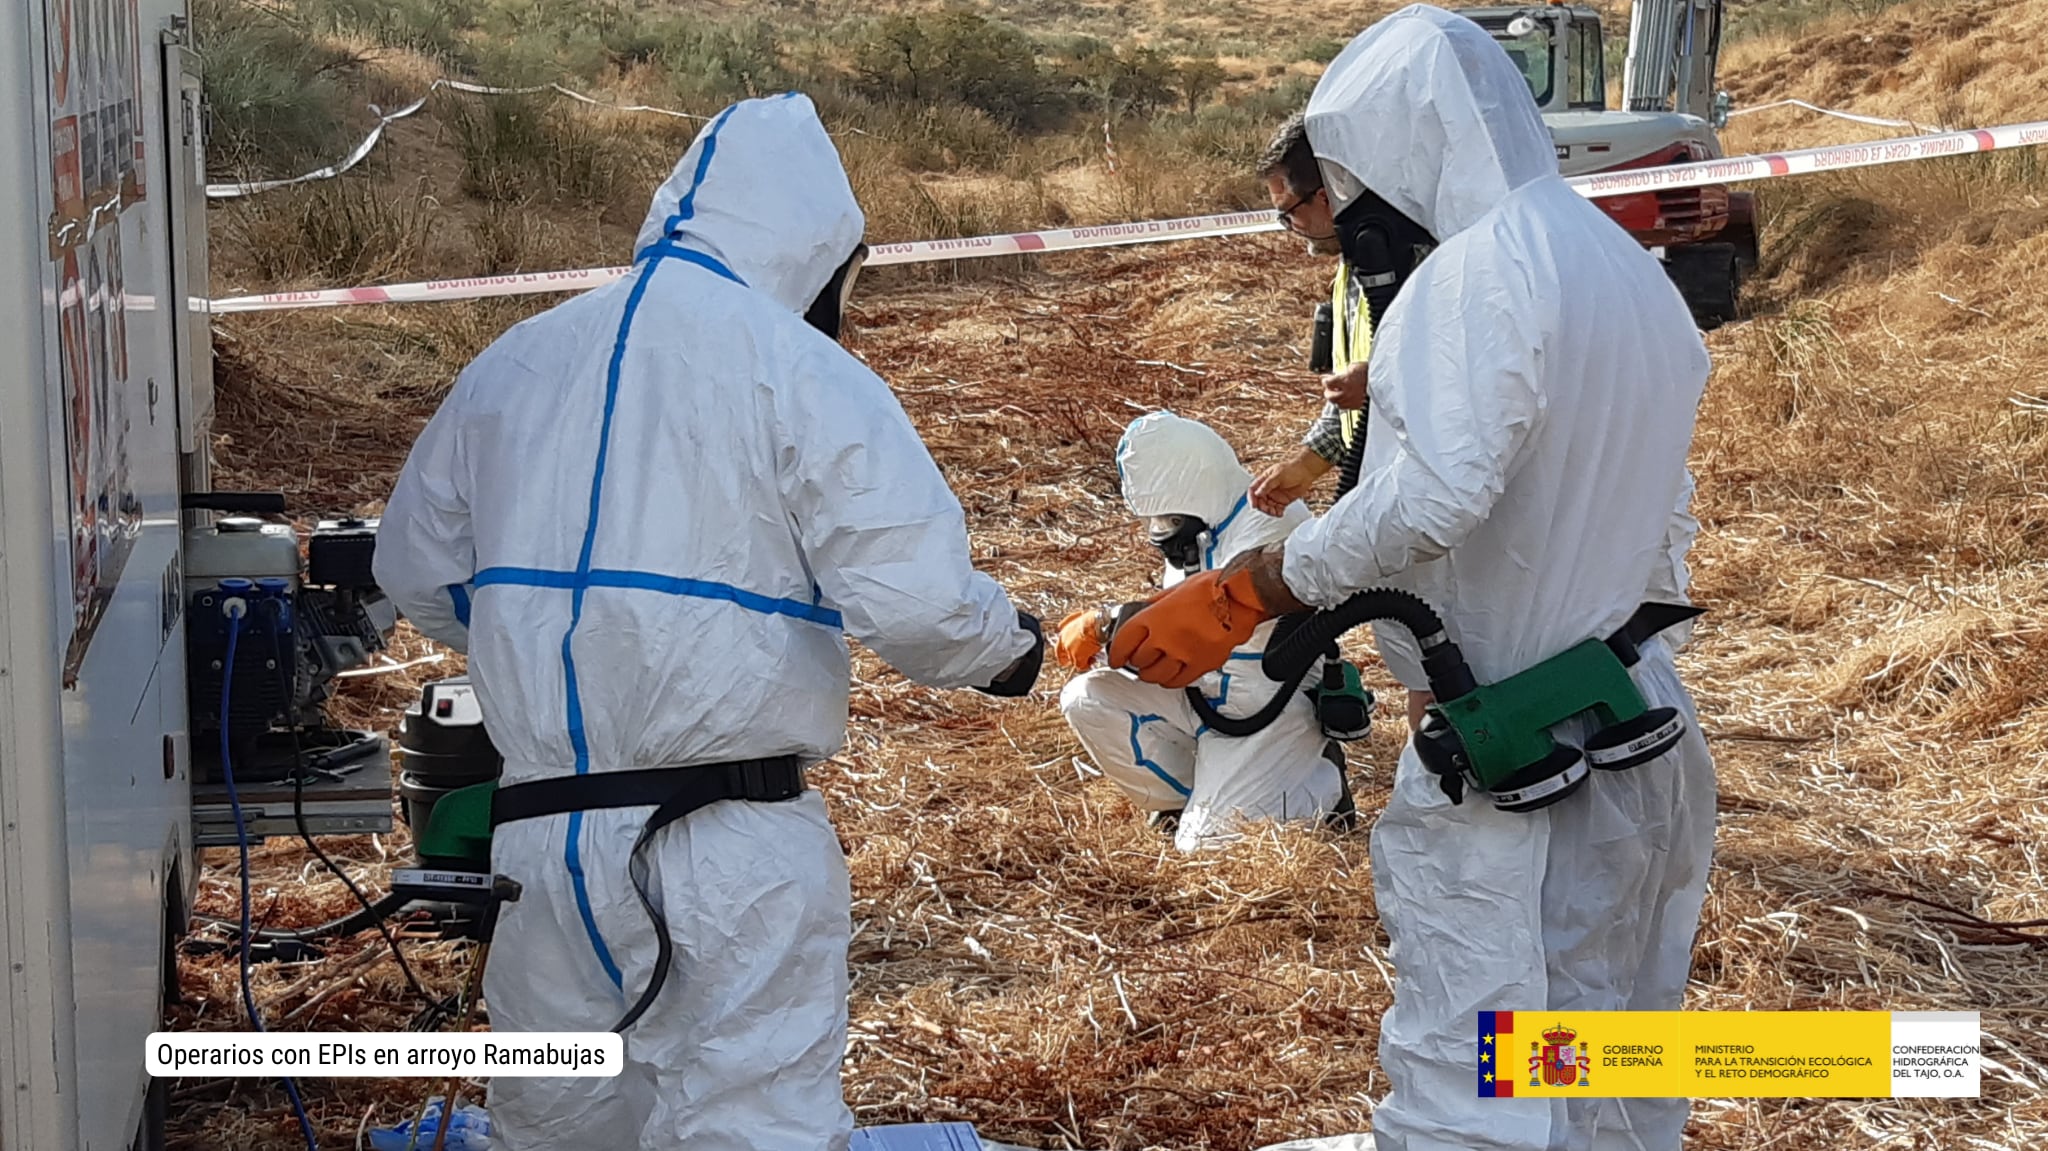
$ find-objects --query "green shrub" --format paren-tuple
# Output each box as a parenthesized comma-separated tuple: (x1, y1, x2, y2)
(471, 0, 613, 84)
(1289, 33, 1350, 63)
(826, 96, 1018, 172)
(223, 177, 439, 283)
(655, 17, 788, 103)
(1144, 102, 1275, 167)
(1173, 57, 1229, 116)
(306, 0, 476, 60)
(1726, 0, 1918, 43)
(445, 93, 622, 205)
(852, 11, 1070, 131)
(446, 91, 545, 202)
(191, 0, 351, 177)
(1061, 43, 1178, 118)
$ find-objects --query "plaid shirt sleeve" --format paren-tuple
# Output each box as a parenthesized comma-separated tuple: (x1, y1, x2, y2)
(1302, 400, 1346, 463)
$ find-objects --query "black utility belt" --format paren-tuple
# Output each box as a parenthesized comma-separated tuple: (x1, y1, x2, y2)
(489, 756, 807, 828)
(489, 754, 809, 1036)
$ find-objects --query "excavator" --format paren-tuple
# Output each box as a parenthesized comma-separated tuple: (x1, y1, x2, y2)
(1457, 0, 1757, 330)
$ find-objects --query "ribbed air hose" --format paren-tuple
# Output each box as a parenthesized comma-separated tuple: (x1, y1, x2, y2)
(1334, 420, 1368, 499)
(1331, 276, 1393, 501)
(1182, 616, 1318, 737)
(1260, 587, 1476, 703)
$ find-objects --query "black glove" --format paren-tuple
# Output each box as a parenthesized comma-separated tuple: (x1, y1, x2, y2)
(977, 611, 1045, 698)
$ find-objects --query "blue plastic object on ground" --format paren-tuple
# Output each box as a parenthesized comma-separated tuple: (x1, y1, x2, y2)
(848, 1123, 985, 1151)
(366, 1100, 493, 1151)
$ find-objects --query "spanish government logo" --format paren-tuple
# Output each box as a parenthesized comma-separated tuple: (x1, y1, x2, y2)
(1477, 1011, 1513, 1097)
(1529, 1023, 1592, 1089)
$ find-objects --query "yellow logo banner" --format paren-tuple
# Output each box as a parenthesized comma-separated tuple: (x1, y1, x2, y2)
(1474, 1011, 1979, 1098)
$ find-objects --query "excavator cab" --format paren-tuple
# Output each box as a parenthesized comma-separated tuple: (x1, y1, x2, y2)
(1461, 5, 1609, 117)
(1455, 0, 1756, 331)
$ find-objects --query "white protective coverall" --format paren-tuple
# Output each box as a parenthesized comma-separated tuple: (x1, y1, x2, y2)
(1274, 8, 1717, 1150)
(373, 94, 1037, 1151)
(1061, 412, 1345, 852)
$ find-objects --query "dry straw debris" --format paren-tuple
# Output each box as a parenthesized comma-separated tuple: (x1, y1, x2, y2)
(171, 0, 2048, 1146)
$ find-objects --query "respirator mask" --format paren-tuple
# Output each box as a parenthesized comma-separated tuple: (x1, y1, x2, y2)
(1330, 179, 1437, 324)
(803, 242, 870, 342)
(1147, 514, 1211, 573)
(1317, 161, 1438, 500)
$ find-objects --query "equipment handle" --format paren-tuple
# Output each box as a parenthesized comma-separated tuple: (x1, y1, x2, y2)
(184, 491, 288, 514)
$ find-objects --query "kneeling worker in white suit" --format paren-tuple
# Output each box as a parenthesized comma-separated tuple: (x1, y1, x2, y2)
(1054, 412, 1357, 853)
(375, 95, 1044, 1151)
(1108, 7, 1716, 1150)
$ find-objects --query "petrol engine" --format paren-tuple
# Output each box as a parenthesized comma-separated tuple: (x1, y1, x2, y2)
(184, 501, 396, 783)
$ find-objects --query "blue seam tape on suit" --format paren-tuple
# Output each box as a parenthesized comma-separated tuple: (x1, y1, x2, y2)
(1203, 493, 1249, 570)
(559, 104, 739, 990)
(476, 567, 842, 628)
(1128, 713, 1192, 799)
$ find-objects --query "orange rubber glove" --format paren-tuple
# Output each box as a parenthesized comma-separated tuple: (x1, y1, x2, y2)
(1107, 568, 1274, 689)
(1053, 607, 1108, 671)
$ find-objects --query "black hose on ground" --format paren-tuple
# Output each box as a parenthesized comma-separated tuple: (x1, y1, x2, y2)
(195, 891, 413, 943)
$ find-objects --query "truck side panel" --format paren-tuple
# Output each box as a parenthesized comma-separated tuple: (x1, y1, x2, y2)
(7, 0, 198, 1147)
(0, 0, 86, 1146)
(56, 1, 199, 1147)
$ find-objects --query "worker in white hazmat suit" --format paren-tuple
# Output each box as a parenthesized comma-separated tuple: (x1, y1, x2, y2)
(1053, 412, 1354, 851)
(1110, 7, 1715, 1149)
(373, 94, 1044, 1151)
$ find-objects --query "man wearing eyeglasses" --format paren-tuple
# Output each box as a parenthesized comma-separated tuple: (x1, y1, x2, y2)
(1249, 112, 1372, 518)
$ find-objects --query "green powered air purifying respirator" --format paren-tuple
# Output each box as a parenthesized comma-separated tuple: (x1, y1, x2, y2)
(1263, 591, 1702, 812)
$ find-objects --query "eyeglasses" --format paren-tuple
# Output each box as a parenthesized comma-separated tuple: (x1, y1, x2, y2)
(1275, 192, 1317, 233)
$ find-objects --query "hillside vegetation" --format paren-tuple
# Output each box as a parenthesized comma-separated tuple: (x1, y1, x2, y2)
(173, 1, 2047, 1148)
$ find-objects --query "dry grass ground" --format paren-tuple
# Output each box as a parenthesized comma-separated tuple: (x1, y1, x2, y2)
(167, 0, 2047, 1147)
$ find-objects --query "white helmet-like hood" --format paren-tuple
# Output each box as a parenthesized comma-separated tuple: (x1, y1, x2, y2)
(633, 93, 865, 316)
(1115, 412, 1253, 529)
(1304, 5, 1558, 242)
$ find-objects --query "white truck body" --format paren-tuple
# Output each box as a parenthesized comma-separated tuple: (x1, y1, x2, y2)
(0, 0, 209, 1147)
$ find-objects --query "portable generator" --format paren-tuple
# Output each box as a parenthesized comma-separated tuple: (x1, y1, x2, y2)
(184, 497, 395, 784)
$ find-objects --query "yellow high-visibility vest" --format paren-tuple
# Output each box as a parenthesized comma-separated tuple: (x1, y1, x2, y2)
(1330, 262, 1373, 450)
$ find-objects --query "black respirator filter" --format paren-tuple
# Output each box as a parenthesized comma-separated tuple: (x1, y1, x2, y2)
(1333, 187, 1437, 325)
(803, 242, 870, 342)
(1149, 515, 1211, 573)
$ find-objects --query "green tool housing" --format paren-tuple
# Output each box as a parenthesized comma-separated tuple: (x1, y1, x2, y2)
(1263, 591, 1700, 812)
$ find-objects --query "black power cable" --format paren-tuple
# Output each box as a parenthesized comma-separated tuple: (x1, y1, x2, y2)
(193, 895, 409, 948)
(258, 596, 459, 1030)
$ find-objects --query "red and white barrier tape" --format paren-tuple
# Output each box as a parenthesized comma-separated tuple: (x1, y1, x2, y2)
(1725, 98, 1946, 134)
(207, 92, 431, 198)
(206, 210, 1285, 313)
(203, 84, 1927, 201)
(866, 210, 1280, 266)
(1564, 116, 2048, 200)
(209, 116, 2048, 314)
(205, 80, 716, 199)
